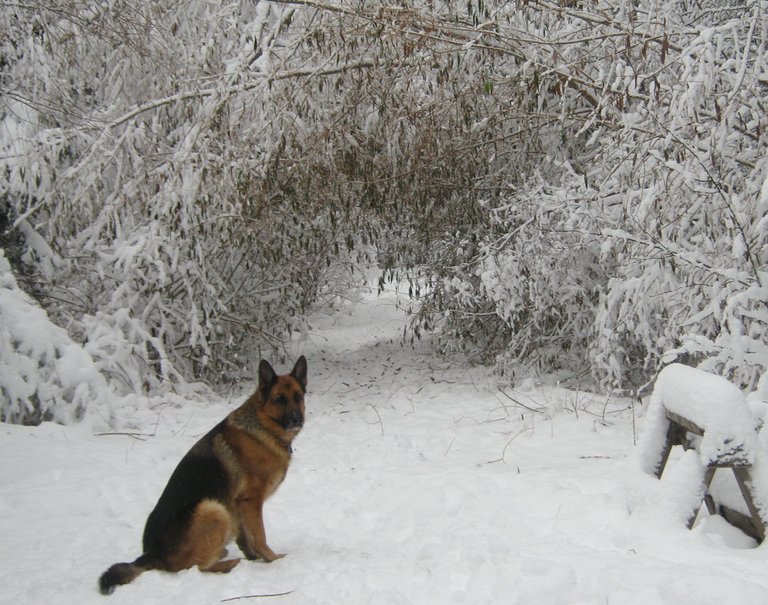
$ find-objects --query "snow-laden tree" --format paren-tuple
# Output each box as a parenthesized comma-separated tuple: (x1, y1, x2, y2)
(588, 3, 768, 392)
(400, 0, 768, 393)
(1, 0, 544, 399)
(1, 0, 370, 397)
(1, 0, 765, 425)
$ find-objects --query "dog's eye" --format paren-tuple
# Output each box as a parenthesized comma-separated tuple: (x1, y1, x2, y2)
(275, 396, 288, 406)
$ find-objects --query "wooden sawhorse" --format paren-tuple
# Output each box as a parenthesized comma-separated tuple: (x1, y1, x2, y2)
(655, 410, 765, 543)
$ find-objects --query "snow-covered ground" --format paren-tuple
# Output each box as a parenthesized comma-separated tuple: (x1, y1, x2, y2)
(2, 287, 768, 604)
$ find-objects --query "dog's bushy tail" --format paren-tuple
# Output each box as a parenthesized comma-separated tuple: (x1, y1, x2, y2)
(98, 553, 160, 595)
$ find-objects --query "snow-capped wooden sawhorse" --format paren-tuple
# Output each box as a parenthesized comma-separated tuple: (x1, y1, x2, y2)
(655, 409, 765, 542)
(643, 364, 766, 543)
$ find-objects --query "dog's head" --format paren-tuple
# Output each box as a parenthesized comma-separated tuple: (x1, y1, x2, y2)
(258, 356, 307, 436)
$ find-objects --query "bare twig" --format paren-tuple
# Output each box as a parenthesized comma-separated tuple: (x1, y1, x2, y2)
(497, 387, 548, 416)
(366, 402, 384, 436)
(94, 432, 150, 441)
(221, 591, 294, 602)
(632, 395, 641, 446)
(486, 427, 533, 465)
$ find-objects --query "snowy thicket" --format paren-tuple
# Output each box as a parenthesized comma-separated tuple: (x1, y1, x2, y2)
(0, 249, 109, 423)
(403, 1, 768, 393)
(1, 0, 367, 404)
(1, 0, 766, 422)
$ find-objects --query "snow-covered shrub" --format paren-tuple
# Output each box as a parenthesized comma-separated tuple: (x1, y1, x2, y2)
(0, 250, 109, 424)
(476, 171, 606, 376)
(588, 6, 768, 392)
(412, 169, 606, 376)
(405, 0, 768, 392)
(1, 0, 765, 407)
(0, 1, 368, 391)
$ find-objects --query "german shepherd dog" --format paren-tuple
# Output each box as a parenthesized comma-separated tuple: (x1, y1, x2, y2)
(98, 356, 307, 595)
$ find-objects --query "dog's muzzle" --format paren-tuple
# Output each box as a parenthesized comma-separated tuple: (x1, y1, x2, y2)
(282, 411, 304, 432)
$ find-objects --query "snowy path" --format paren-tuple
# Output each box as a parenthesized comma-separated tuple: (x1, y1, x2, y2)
(2, 288, 768, 604)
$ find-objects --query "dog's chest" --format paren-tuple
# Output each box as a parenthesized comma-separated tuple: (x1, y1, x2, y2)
(222, 428, 289, 499)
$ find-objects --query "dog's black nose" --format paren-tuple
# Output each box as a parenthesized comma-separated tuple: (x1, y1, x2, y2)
(284, 411, 303, 431)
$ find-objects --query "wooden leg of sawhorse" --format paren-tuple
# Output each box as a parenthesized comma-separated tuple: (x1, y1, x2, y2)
(687, 466, 717, 530)
(731, 467, 765, 543)
(655, 421, 688, 479)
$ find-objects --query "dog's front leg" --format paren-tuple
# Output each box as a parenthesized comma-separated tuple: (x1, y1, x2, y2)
(236, 496, 284, 562)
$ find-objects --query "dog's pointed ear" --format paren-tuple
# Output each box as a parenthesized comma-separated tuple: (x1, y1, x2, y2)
(291, 355, 307, 389)
(258, 359, 278, 389)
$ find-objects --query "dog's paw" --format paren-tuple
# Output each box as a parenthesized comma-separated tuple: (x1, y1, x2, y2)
(257, 548, 286, 562)
(202, 558, 241, 574)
